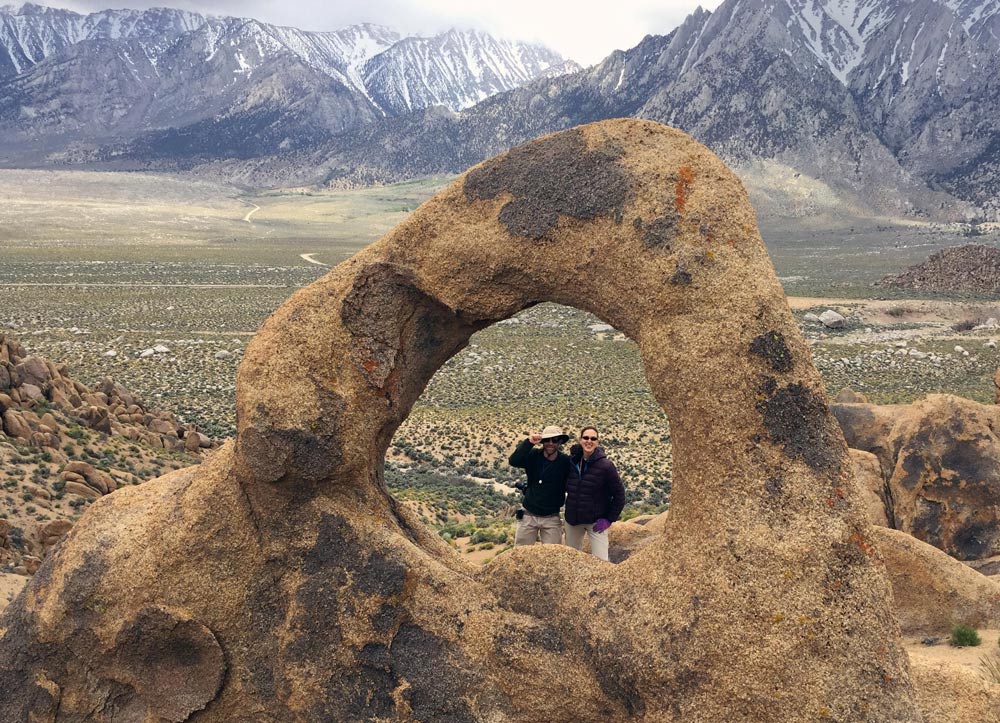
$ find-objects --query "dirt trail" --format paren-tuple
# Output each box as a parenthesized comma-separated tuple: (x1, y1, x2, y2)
(299, 253, 328, 267)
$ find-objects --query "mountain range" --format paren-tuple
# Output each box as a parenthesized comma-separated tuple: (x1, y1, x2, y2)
(1, 1, 999, 220)
(0, 3, 575, 159)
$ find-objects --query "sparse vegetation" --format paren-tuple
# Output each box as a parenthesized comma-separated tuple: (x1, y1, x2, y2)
(4, 171, 1000, 567)
(981, 653, 1000, 684)
(950, 623, 982, 647)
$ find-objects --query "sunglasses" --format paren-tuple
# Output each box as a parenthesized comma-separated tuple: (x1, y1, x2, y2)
(581, 435, 598, 441)
(541, 438, 563, 444)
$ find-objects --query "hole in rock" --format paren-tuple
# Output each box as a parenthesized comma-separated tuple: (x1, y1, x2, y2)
(386, 303, 672, 561)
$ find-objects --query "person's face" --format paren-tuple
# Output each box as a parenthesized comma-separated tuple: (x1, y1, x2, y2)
(541, 438, 562, 455)
(579, 428, 599, 455)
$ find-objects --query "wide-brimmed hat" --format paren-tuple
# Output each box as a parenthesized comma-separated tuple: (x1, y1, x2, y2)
(540, 425, 569, 443)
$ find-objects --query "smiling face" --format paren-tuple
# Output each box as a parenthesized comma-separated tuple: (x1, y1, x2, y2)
(541, 437, 563, 458)
(579, 427, 599, 458)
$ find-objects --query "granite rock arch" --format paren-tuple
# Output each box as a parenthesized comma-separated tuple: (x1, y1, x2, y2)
(0, 120, 920, 722)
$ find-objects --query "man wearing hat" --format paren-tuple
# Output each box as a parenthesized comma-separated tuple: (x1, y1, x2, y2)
(508, 426, 572, 545)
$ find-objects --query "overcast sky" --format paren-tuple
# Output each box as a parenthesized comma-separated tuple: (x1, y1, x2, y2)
(31, 0, 724, 66)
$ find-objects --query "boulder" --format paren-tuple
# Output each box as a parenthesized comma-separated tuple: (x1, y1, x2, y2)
(74, 405, 112, 434)
(873, 526, 1000, 634)
(61, 481, 101, 500)
(886, 395, 1000, 560)
(834, 387, 869, 403)
(2, 409, 31, 440)
(851, 449, 889, 527)
(819, 309, 846, 328)
(148, 418, 178, 436)
(909, 653, 1000, 722)
(967, 555, 1000, 576)
(607, 512, 668, 562)
(835, 394, 1000, 560)
(38, 520, 74, 553)
(14, 356, 50, 388)
(184, 430, 201, 453)
(63, 461, 114, 495)
(19, 383, 43, 402)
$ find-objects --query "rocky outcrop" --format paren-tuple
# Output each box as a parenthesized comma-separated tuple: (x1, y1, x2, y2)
(0, 333, 213, 456)
(872, 526, 1000, 635)
(0, 120, 920, 721)
(877, 244, 1000, 293)
(833, 394, 1000, 561)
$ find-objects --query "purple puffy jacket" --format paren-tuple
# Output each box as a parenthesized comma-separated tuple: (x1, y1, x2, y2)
(565, 445, 626, 526)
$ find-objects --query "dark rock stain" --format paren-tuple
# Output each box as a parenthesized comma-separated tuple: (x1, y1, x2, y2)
(464, 128, 631, 240)
(341, 263, 486, 408)
(756, 382, 841, 471)
(305, 513, 407, 599)
(239, 390, 345, 489)
(912, 498, 944, 544)
(642, 213, 680, 250)
(750, 331, 793, 373)
(941, 437, 999, 484)
(952, 521, 993, 560)
(390, 623, 478, 723)
(670, 267, 692, 285)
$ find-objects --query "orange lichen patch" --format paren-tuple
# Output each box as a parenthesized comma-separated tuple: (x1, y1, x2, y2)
(362, 359, 379, 373)
(849, 531, 877, 558)
(675, 165, 695, 213)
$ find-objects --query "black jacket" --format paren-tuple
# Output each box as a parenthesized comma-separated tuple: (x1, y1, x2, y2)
(565, 445, 626, 526)
(508, 439, 570, 516)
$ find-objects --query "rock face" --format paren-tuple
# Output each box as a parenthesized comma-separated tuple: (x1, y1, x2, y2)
(872, 526, 1000, 635)
(834, 394, 1000, 561)
(0, 120, 920, 721)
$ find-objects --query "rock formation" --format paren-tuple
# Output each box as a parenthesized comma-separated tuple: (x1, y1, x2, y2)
(0, 333, 213, 455)
(0, 120, 921, 721)
(833, 394, 1000, 561)
(0, 335, 213, 585)
(877, 244, 1000, 293)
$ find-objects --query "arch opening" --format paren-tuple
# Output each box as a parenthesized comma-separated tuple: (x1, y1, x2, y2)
(384, 302, 672, 557)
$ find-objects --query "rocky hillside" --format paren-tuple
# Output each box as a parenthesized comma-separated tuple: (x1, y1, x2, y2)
(0, 332, 212, 599)
(878, 243, 1000, 292)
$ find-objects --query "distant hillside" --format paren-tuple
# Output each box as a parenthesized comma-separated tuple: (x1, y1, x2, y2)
(878, 243, 1000, 292)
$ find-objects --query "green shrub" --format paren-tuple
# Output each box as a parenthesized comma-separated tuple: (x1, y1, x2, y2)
(949, 624, 981, 647)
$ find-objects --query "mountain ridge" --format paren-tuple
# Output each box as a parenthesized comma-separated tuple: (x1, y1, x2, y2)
(0, 3, 577, 161)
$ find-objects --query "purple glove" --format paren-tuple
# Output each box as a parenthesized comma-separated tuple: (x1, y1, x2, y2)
(592, 518, 611, 534)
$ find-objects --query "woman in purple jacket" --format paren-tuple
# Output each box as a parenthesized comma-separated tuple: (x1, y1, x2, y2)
(564, 426, 626, 561)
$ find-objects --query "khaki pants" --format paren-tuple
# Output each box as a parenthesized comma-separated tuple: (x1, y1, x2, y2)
(514, 512, 563, 546)
(564, 522, 609, 561)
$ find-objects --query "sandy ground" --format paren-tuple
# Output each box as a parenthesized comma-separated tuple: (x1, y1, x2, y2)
(0, 572, 28, 614)
(906, 629, 1000, 674)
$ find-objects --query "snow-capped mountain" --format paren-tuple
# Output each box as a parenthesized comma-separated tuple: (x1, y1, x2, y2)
(0, 4, 577, 159)
(0, 3, 205, 77)
(361, 29, 572, 114)
(283, 0, 998, 219)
